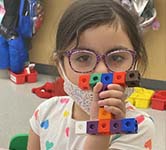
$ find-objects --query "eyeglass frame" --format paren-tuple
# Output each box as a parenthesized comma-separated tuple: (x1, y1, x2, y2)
(64, 48, 137, 73)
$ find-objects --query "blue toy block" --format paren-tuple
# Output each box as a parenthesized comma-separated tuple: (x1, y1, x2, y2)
(121, 118, 138, 134)
(87, 121, 98, 135)
(89, 73, 102, 88)
(101, 73, 113, 85)
(110, 119, 122, 134)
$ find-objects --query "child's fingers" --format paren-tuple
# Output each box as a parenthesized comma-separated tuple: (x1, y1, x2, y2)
(93, 82, 103, 95)
(107, 84, 125, 92)
(104, 105, 125, 119)
(99, 90, 124, 100)
(98, 98, 126, 114)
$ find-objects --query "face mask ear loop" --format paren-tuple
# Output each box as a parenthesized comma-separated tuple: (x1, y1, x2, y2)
(58, 62, 68, 80)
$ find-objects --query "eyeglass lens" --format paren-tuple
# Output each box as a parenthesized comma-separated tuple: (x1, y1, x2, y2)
(69, 49, 134, 73)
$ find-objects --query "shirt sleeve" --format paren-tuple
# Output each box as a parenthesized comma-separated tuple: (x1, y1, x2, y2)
(29, 97, 58, 136)
(29, 104, 42, 136)
(109, 113, 155, 150)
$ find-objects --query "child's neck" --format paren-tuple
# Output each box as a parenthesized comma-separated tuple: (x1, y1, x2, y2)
(72, 102, 90, 121)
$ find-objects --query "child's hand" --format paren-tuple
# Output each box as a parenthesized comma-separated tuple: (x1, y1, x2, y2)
(90, 82, 126, 120)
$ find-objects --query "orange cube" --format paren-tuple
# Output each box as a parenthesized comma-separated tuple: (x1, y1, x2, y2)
(98, 107, 112, 120)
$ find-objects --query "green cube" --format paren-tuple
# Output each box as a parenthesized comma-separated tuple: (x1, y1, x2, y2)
(89, 73, 102, 88)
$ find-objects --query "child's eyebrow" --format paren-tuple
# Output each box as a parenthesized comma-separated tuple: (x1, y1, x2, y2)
(109, 46, 129, 51)
(75, 45, 130, 52)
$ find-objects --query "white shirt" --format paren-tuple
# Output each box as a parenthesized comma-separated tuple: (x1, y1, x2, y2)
(30, 96, 155, 150)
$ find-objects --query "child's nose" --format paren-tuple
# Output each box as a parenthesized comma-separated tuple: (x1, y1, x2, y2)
(94, 60, 108, 73)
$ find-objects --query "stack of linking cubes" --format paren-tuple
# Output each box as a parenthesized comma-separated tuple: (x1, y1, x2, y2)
(75, 70, 140, 135)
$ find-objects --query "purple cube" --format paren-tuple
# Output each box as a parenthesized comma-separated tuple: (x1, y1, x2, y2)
(110, 119, 122, 134)
(87, 121, 98, 135)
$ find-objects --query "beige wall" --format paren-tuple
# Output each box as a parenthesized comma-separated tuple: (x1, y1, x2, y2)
(30, 0, 166, 81)
(29, 0, 71, 64)
(143, 0, 166, 81)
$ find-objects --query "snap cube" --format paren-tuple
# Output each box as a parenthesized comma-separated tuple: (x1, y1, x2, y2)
(87, 121, 98, 134)
(110, 119, 122, 134)
(78, 74, 90, 90)
(98, 107, 112, 120)
(89, 73, 102, 88)
(101, 73, 113, 85)
(98, 119, 110, 134)
(113, 72, 126, 86)
(126, 70, 140, 87)
(121, 118, 138, 134)
(75, 121, 87, 134)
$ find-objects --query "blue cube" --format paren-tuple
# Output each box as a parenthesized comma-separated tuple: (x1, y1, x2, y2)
(121, 118, 138, 134)
(101, 73, 113, 85)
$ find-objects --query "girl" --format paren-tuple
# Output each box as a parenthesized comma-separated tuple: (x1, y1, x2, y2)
(28, 0, 154, 149)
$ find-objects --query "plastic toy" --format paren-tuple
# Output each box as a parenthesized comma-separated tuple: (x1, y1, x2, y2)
(9, 64, 38, 84)
(75, 70, 140, 135)
(79, 70, 140, 90)
(9, 133, 28, 150)
(32, 77, 67, 99)
(151, 90, 166, 110)
(127, 87, 154, 109)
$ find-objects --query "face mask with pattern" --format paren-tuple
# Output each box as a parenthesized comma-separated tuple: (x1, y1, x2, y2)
(59, 63, 93, 115)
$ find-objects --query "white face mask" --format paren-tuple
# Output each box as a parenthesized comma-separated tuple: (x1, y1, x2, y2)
(59, 63, 93, 115)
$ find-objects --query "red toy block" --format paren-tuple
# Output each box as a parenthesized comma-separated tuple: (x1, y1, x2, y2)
(98, 119, 110, 134)
(98, 107, 112, 120)
(78, 74, 90, 90)
(26, 70, 38, 83)
(151, 97, 166, 110)
(113, 72, 126, 86)
(9, 71, 26, 84)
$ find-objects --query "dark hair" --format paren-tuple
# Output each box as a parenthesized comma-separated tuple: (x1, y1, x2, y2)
(55, 0, 148, 74)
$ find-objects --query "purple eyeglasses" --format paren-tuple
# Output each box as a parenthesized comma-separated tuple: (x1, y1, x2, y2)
(64, 48, 136, 73)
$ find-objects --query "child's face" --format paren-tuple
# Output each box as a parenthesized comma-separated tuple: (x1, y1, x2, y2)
(62, 24, 134, 85)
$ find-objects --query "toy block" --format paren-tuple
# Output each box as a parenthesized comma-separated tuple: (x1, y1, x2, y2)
(113, 72, 126, 86)
(98, 107, 112, 120)
(89, 73, 102, 88)
(151, 97, 166, 110)
(98, 119, 110, 134)
(87, 121, 98, 134)
(126, 70, 140, 87)
(101, 73, 113, 85)
(110, 119, 122, 134)
(78, 74, 90, 90)
(121, 118, 138, 134)
(75, 121, 87, 134)
(9, 71, 26, 84)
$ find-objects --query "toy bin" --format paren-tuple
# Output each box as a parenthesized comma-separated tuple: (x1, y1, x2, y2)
(26, 70, 38, 83)
(151, 97, 166, 111)
(9, 71, 26, 84)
